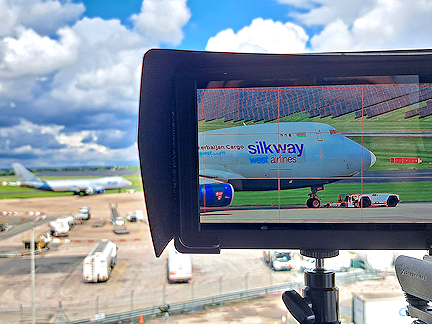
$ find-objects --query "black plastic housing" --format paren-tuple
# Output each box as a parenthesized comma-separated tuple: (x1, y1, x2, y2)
(138, 49, 432, 257)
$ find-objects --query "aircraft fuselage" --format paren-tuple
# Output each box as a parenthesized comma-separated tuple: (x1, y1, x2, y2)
(199, 122, 375, 192)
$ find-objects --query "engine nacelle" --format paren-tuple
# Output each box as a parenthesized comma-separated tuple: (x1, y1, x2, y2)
(199, 183, 234, 207)
(85, 187, 105, 195)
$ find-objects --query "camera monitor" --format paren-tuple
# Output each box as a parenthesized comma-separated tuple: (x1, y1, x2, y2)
(138, 49, 432, 256)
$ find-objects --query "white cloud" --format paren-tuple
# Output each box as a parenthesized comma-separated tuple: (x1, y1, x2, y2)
(0, 0, 19, 37)
(131, 0, 191, 46)
(1, 26, 80, 77)
(0, 0, 85, 37)
(205, 18, 308, 54)
(19, 0, 85, 36)
(0, 118, 138, 167)
(309, 19, 353, 52)
(279, 0, 432, 52)
(0, 0, 194, 167)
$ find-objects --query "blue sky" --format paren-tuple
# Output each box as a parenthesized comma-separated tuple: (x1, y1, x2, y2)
(0, 0, 432, 168)
(80, 0, 304, 50)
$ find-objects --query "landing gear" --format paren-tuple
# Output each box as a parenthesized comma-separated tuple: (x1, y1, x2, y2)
(306, 185, 324, 208)
(307, 197, 321, 208)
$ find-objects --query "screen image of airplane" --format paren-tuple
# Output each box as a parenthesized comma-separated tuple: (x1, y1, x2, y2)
(197, 77, 432, 224)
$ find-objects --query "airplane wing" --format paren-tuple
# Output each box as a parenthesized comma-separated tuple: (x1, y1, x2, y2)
(199, 168, 245, 185)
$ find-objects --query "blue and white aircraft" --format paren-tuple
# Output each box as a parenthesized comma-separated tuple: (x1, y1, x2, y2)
(199, 122, 376, 208)
(11, 163, 132, 195)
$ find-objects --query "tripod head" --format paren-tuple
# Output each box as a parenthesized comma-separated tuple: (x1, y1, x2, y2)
(282, 250, 341, 324)
(395, 254, 432, 324)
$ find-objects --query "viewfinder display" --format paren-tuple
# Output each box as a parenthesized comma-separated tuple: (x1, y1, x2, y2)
(198, 77, 432, 224)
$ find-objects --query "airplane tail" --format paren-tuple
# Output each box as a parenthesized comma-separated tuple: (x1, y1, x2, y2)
(12, 163, 41, 182)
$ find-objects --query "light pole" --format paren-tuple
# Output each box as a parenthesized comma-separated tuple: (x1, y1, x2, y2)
(31, 215, 46, 324)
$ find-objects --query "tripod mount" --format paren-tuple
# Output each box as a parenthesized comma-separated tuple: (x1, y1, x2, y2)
(282, 249, 341, 324)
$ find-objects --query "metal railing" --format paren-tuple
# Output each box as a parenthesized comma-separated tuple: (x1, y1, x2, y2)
(1, 269, 382, 324)
(68, 270, 380, 324)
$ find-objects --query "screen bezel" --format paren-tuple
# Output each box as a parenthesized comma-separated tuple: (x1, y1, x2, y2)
(139, 49, 432, 255)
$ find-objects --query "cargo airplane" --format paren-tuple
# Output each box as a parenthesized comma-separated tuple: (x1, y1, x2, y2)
(199, 122, 376, 208)
(10, 163, 132, 195)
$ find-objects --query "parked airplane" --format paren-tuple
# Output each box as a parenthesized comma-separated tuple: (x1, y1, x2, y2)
(199, 122, 376, 208)
(11, 163, 132, 195)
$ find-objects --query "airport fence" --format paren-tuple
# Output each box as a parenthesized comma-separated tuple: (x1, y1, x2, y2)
(1, 269, 382, 324)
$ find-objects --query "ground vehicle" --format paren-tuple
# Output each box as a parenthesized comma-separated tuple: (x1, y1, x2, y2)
(326, 193, 400, 208)
(352, 292, 411, 323)
(57, 215, 75, 228)
(263, 250, 293, 271)
(167, 242, 192, 283)
(126, 210, 144, 222)
(83, 239, 117, 283)
(49, 219, 70, 237)
(78, 206, 91, 220)
(0, 222, 10, 232)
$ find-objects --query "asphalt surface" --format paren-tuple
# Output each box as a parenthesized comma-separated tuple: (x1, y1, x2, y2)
(201, 202, 432, 223)
(0, 192, 425, 323)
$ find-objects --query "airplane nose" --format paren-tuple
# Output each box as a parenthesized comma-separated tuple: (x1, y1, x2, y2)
(370, 151, 377, 168)
(360, 146, 376, 171)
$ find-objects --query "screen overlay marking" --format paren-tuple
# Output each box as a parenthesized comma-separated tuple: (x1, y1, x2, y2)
(198, 81, 432, 224)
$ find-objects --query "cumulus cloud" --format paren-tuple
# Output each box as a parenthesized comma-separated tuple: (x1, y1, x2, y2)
(1, 26, 80, 77)
(0, 0, 85, 37)
(131, 0, 191, 46)
(278, 0, 432, 52)
(0, 118, 138, 167)
(205, 18, 308, 53)
(0, 0, 192, 167)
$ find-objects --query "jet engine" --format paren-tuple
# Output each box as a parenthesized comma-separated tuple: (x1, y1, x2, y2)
(84, 187, 105, 195)
(199, 183, 234, 207)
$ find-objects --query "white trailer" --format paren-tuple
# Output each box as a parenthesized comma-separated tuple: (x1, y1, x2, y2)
(83, 239, 117, 283)
(49, 219, 70, 237)
(78, 206, 91, 220)
(167, 242, 192, 283)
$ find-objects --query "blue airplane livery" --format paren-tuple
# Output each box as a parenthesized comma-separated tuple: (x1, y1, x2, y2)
(198, 122, 376, 208)
(10, 163, 132, 195)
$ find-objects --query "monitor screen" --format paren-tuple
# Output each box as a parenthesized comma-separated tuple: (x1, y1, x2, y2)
(197, 76, 431, 224)
(139, 49, 432, 254)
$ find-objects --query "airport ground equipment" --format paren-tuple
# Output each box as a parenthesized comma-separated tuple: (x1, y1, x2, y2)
(283, 250, 341, 324)
(83, 239, 117, 283)
(126, 210, 145, 222)
(167, 242, 192, 283)
(49, 218, 70, 237)
(0, 221, 10, 232)
(110, 203, 129, 234)
(325, 193, 400, 208)
(77, 206, 91, 220)
(263, 250, 293, 271)
(57, 215, 75, 228)
(23, 232, 52, 250)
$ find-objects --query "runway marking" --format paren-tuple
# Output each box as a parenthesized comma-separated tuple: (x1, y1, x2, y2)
(119, 263, 127, 275)
(110, 262, 127, 292)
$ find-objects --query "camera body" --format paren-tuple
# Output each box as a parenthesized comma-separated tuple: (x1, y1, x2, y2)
(138, 49, 432, 256)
